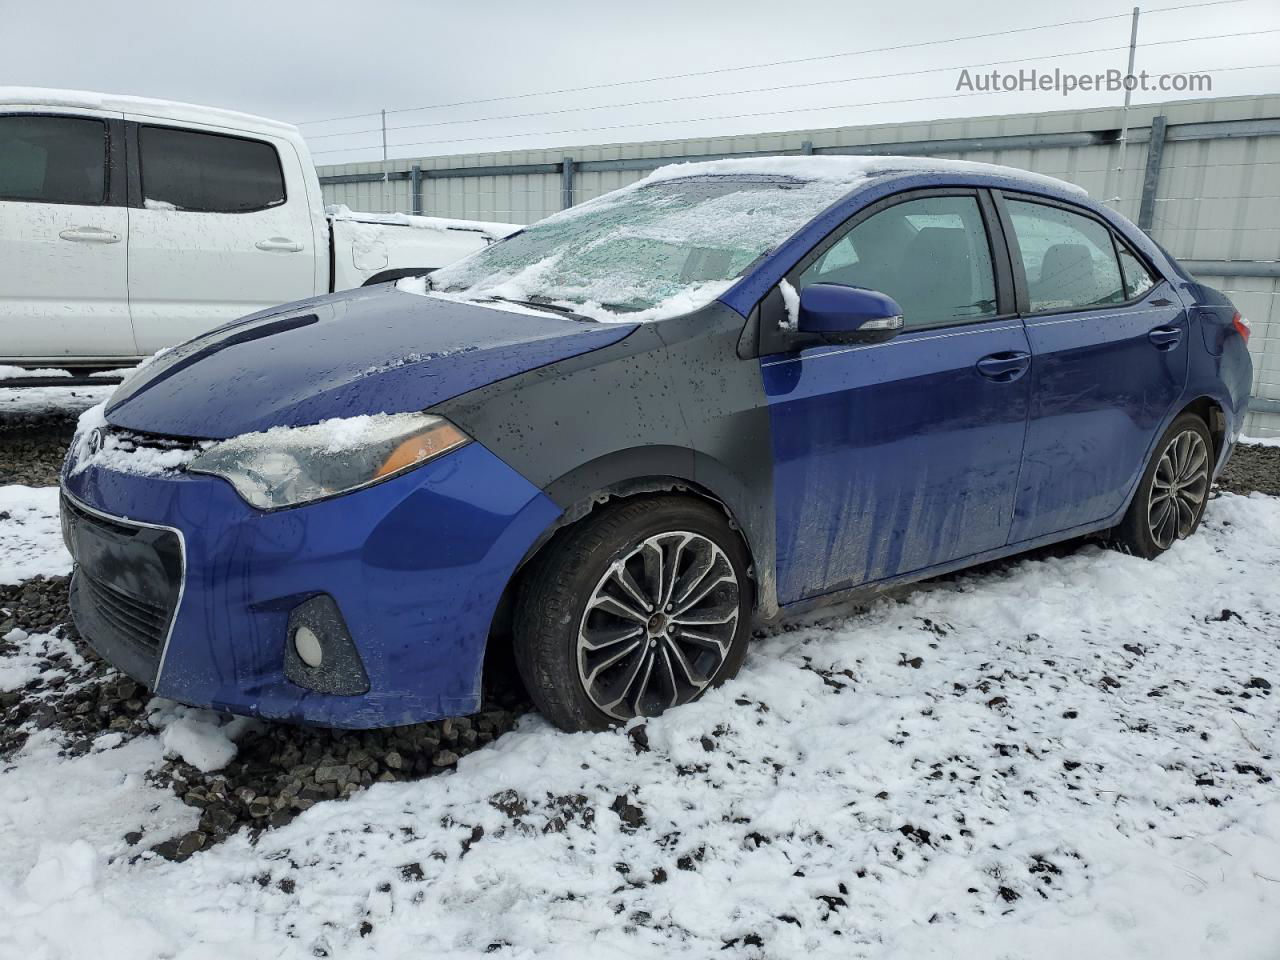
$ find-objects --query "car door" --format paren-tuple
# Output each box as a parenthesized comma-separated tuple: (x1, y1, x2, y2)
(0, 110, 134, 361)
(762, 189, 1033, 604)
(997, 192, 1189, 543)
(125, 120, 317, 353)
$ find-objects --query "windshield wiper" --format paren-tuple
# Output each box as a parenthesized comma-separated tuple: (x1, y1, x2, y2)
(485, 296, 593, 321)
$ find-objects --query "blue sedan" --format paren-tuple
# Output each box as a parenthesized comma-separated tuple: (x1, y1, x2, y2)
(60, 157, 1254, 732)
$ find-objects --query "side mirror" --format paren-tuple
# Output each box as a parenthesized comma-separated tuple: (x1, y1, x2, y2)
(797, 283, 905, 344)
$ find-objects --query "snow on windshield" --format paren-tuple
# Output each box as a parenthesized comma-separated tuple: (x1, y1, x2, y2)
(425, 172, 860, 322)
(419, 155, 1084, 322)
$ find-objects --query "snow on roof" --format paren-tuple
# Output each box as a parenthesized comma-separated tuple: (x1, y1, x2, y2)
(326, 204, 522, 240)
(0, 86, 299, 139)
(640, 154, 1088, 197)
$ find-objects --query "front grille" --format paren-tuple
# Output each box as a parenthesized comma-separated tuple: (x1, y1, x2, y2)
(80, 571, 170, 652)
(62, 494, 184, 686)
(104, 426, 204, 456)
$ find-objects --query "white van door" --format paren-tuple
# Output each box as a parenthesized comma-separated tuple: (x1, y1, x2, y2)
(0, 110, 134, 363)
(125, 121, 318, 353)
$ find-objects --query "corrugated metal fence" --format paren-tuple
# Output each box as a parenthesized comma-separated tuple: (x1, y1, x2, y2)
(316, 94, 1280, 437)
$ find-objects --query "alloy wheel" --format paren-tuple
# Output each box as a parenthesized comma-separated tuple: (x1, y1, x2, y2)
(1148, 428, 1210, 550)
(577, 530, 740, 721)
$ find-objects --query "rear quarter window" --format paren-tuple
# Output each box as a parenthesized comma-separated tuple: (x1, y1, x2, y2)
(138, 125, 285, 213)
(1116, 239, 1159, 300)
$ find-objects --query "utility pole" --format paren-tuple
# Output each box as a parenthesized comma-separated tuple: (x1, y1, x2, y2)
(1115, 7, 1141, 205)
(381, 108, 390, 212)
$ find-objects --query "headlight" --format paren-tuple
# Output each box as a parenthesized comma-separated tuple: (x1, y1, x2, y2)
(188, 412, 469, 510)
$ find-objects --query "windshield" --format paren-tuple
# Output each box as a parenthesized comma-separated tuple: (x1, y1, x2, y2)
(428, 174, 855, 321)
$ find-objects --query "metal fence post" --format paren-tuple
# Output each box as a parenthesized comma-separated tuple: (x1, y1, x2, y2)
(1138, 114, 1168, 233)
(561, 156, 576, 211)
(410, 164, 422, 216)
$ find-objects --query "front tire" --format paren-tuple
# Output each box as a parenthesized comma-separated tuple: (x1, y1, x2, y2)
(513, 496, 753, 732)
(1112, 412, 1214, 559)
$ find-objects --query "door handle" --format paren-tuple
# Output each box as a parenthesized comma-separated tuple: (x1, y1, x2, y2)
(255, 237, 304, 252)
(1148, 326, 1183, 350)
(975, 351, 1031, 383)
(59, 227, 121, 244)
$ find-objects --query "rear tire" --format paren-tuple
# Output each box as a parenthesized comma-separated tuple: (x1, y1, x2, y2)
(513, 496, 753, 732)
(1111, 412, 1214, 559)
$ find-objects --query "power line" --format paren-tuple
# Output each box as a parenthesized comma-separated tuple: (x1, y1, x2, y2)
(311, 59, 1280, 157)
(316, 92, 1003, 156)
(304, 27, 1279, 146)
(294, 0, 1247, 127)
(305, 45, 1130, 142)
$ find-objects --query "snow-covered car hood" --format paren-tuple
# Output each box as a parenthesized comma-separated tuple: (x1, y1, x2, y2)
(104, 285, 636, 440)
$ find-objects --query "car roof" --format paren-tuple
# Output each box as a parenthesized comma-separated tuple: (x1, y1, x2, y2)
(0, 86, 299, 140)
(639, 155, 1088, 200)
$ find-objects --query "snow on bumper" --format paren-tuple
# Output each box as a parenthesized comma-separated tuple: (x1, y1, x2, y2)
(59, 442, 560, 728)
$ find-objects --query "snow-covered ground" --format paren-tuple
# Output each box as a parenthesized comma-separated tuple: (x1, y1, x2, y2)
(1, 477, 1277, 958)
(0, 485, 67, 584)
(0, 383, 115, 417)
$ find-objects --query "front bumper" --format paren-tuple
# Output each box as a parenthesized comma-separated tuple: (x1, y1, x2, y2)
(61, 441, 561, 728)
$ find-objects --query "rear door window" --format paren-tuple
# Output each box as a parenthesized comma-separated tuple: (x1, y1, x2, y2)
(1006, 199, 1126, 312)
(0, 114, 107, 205)
(138, 125, 285, 213)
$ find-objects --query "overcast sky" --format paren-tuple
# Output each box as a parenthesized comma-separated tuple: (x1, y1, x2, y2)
(5, 0, 1278, 165)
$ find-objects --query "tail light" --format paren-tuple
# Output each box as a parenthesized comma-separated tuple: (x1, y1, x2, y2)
(1232, 312, 1251, 343)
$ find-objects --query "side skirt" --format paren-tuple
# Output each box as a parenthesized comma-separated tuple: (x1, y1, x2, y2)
(763, 513, 1120, 626)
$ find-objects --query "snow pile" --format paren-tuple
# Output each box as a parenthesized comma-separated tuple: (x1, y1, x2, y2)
(0, 486, 70, 585)
(0, 489, 1276, 957)
(158, 715, 238, 773)
(1, 839, 174, 959)
(1242, 435, 1280, 448)
(395, 277, 594, 319)
(153, 705, 250, 773)
(779, 278, 800, 330)
(207, 410, 433, 457)
(0, 725, 196, 959)
(142, 198, 177, 211)
(641, 154, 1088, 197)
(0, 626, 81, 693)
(0, 86, 296, 137)
(67, 402, 207, 478)
(0, 366, 73, 380)
(327, 204, 522, 242)
(0, 384, 114, 416)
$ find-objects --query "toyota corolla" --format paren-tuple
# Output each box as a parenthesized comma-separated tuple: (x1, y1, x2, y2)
(60, 156, 1254, 732)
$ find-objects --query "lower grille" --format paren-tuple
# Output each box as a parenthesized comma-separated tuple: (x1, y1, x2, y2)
(62, 494, 184, 686)
(80, 572, 170, 652)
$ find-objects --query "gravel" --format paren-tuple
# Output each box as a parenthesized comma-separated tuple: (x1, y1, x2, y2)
(0, 411, 77, 487)
(1219, 441, 1280, 497)
(2, 407, 1278, 862)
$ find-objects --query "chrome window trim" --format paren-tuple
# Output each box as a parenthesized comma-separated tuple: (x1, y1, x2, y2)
(59, 486, 188, 687)
(761, 322, 1026, 368)
(1020, 305, 1167, 328)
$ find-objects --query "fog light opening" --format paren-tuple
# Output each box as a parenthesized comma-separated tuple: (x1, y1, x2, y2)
(293, 625, 324, 668)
